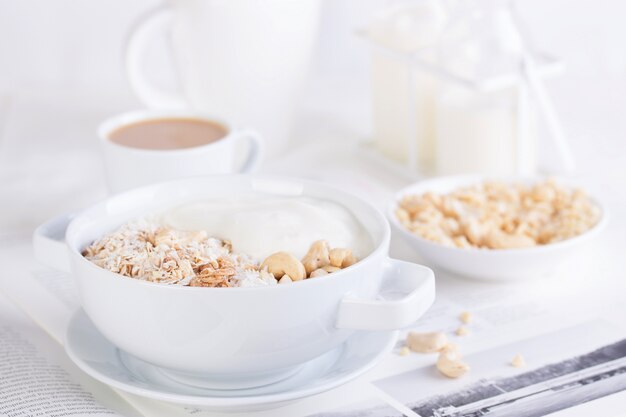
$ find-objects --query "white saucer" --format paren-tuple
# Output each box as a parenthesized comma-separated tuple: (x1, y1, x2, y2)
(65, 309, 397, 412)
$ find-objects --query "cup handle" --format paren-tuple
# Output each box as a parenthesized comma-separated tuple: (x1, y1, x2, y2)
(125, 7, 187, 109)
(32, 213, 75, 273)
(235, 130, 264, 173)
(336, 259, 435, 330)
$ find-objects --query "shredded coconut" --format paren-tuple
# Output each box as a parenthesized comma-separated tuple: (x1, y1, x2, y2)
(82, 221, 277, 288)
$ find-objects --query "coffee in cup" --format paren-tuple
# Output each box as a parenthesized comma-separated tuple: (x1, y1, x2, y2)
(98, 110, 263, 193)
(108, 118, 228, 150)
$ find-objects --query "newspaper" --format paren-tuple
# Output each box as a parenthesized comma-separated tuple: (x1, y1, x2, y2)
(310, 322, 626, 417)
(0, 290, 140, 417)
(1, 234, 625, 417)
(374, 322, 626, 417)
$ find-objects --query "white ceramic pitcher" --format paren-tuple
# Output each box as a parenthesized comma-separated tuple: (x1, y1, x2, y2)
(125, 0, 321, 156)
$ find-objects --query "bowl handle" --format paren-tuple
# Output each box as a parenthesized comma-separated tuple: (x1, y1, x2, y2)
(336, 259, 435, 330)
(32, 213, 75, 273)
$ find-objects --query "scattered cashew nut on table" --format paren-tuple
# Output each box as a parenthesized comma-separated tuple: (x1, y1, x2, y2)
(459, 311, 473, 324)
(406, 331, 449, 353)
(511, 353, 526, 368)
(403, 331, 471, 379)
(436, 344, 470, 378)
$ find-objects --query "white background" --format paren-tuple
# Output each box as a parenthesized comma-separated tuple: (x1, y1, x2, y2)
(0, 0, 624, 156)
(0, 0, 624, 92)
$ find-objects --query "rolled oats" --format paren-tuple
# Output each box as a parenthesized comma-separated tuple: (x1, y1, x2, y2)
(82, 221, 274, 287)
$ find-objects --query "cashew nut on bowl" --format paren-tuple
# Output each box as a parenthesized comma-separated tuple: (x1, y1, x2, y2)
(302, 240, 331, 275)
(261, 252, 306, 281)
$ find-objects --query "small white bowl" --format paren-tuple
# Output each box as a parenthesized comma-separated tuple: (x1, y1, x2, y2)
(388, 175, 608, 282)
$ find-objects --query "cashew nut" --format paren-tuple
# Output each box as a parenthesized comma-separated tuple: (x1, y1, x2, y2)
(511, 353, 526, 368)
(441, 343, 458, 353)
(322, 265, 341, 273)
(461, 218, 485, 246)
(301, 240, 330, 274)
(459, 311, 473, 324)
(278, 275, 293, 284)
(329, 248, 357, 268)
(309, 268, 328, 278)
(261, 252, 306, 281)
(406, 331, 448, 353)
(455, 326, 470, 337)
(436, 345, 470, 378)
(484, 230, 536, 249)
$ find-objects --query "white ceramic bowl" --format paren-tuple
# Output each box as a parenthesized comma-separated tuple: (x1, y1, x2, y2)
(389, 175, 608, 281)
(34, 176, 435, 389)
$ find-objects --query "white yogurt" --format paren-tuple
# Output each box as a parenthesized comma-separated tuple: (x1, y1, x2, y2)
(158, 197, 374, 261)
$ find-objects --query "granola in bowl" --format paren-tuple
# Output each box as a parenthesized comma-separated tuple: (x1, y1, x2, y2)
(82, 220, 359, 288)
(395, 179, 602, 250)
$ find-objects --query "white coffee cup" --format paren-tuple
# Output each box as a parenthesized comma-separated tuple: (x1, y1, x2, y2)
(98, 110, 263, 193)
(125, 0, 321, 156)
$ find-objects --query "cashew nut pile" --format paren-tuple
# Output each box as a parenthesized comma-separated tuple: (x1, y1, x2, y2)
(260, 240, 357, 284)
(396, 179, 601, 249)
